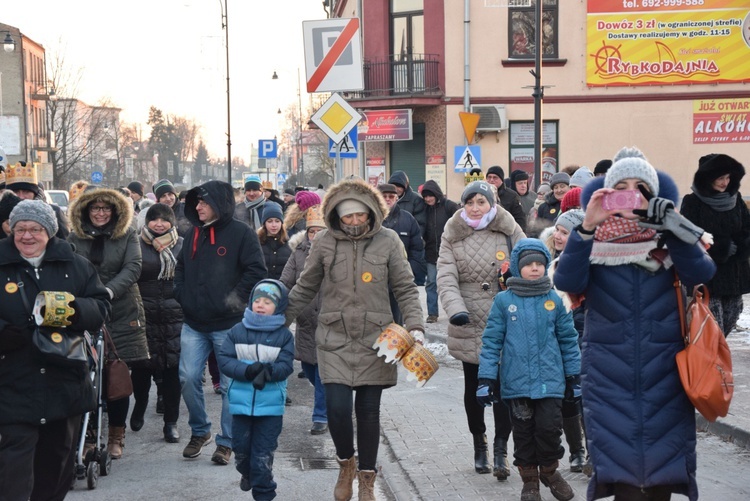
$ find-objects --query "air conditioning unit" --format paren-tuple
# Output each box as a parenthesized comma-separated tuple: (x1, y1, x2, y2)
(470, 104, 508, 132)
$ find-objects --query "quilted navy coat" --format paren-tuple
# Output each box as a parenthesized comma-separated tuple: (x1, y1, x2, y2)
(554, 173, 715, 501)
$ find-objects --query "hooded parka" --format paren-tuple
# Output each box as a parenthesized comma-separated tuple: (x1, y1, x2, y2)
(285, 179, 424, 386)
(437, 205, 525, 364)
(421, 179, 459, 264)
(68, 188, 148, 362)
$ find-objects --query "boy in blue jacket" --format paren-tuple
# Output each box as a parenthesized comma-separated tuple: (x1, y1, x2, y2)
(218, 279, 294, 499)
(477, 238, 580, 501)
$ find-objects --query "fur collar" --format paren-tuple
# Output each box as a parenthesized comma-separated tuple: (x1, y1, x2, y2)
(322, 179, 389, 239)
(68, 188, 134, 240)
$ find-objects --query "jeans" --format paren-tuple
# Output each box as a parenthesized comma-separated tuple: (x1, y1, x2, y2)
(325, 384, 383, 471)
(179, 324, 232, 447)
(425, 263, 438, 317)
(301, 362, 327, 424)
(233, 415, 282, 501)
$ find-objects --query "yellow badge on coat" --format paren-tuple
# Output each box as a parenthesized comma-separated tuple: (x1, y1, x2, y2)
(5, 282, 18, 293)
(550, 208, 557, 214)
(51, 332, 63, 343)
(362, 272, 373, 283)
(544, 300, 555, 311)
(496, 251, 506, 261)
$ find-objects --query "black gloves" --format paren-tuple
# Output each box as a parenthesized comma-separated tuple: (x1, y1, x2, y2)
(0, 325, 28, 352)
(633, 185, 705, 245)
(252, 364, 273, 390)
(476, 378, 499, 407)
(728, 241, 738, 257)
(244, 363, 264, 381)
(564, 375, 581, 403)
(449, 312, 470, 326)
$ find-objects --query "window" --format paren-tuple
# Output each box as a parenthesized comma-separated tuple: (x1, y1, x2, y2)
(391, 0, 425, 93)
(508, 0, 558, 59)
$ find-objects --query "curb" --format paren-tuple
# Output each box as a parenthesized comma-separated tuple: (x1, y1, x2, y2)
(696, 414, 750, 450)
(379, 433, 422, 501)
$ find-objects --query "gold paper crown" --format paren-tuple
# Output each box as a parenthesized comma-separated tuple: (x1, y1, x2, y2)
(464, 171, 485, 185)
(305, 205, 326, 228)
(0, 171, 5, 184)
(69, 180, 88, 201)
(5, 162, 38, 186)
(261, 180, 273, 190)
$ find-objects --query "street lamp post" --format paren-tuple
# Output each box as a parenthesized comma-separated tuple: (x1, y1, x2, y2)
(272, 69, 304, 186)
(219, 0, 232, 184)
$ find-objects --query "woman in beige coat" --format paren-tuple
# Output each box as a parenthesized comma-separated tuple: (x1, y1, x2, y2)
(285, 179, 424, 501)
(438, 181, 525, 480)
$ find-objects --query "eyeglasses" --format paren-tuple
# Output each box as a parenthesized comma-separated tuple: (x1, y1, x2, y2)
(14, 227, 45, 236)
(196, 199, 210, 208)
(89, 205, 112, 213)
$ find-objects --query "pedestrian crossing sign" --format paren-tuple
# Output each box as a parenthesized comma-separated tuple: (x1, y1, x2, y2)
(454, 146, 481, 173)
(329, 128, 358, 158)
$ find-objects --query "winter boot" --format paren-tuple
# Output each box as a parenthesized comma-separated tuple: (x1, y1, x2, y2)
(357, 470, 377, 501)
(539, 461, 575, 501)
(493, 435, 511, 481)
(129, 398, 148, 432)
(472, 433, 492, 474)
(562, 415, 586, 472)
(107, 426, 126, 459)
(518, 465, 542, 501)
(334, 455, 357, 501)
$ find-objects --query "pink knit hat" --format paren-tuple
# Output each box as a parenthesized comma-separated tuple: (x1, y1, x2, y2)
(295, 190, 321, 211)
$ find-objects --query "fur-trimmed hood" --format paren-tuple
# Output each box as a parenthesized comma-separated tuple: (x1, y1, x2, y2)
(441, 204, 519, 244)
(321, 179, 389, 239)
(284, 202, 306, 229)
(68, 188, 134, 240)
(692, 153, 745, 197)
(288, 230, 308, 252)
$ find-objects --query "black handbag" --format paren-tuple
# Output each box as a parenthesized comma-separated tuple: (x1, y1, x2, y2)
(17, 271, 87, 366)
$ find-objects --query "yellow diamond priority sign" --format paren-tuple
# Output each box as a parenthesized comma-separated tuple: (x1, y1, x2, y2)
(311, 93, 362, 145)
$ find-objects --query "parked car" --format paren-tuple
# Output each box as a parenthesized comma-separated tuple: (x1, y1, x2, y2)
(47, 189, 70, 213)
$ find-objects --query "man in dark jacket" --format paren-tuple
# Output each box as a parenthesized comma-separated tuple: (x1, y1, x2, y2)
(509, 169, 537, 217)
(421, 180, 459, 322)
(174, 180, 267, 466)
(485, 165, 526, 232)
(379, 183, 426, 325)
(388, 170, 426, 235)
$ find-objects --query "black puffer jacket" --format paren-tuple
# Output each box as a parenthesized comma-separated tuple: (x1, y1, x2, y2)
(388, 171, 426, 235)
(138, 236, 184, 372)
(0, 237, 110, 425)
(382, 203, 427, 285)
(681, 154, 750, 297)
(261, 236, 292, 281)
(495, 184, 527, 232)
(422, 180, 459, 264)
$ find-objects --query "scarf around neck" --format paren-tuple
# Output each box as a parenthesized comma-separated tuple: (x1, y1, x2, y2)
(691, 185, 737, 212)
(460, 206, 497, 230)
(141, 226, 179, 280)
(242, 309, 286, 331)
(506, 276, 552, 297)
(590, 215, 670, 270)
(244, 196, 266, 229)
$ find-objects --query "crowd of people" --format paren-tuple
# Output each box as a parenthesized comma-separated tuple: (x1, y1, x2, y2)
(0, 147, 744, 500)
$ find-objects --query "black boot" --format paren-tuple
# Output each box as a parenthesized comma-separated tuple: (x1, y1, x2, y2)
(130, 398, 148, 432)
(493, 435, 511, 481)
(472, 433, 491, 474)
(562, 416, 586, 473)
(155, 394, 164, 415)
(163, 423, 180, 443)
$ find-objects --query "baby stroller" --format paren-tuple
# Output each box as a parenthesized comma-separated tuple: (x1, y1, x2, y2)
(72, 329, 112, 489)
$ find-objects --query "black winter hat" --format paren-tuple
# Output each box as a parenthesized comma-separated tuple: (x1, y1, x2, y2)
(127, 181, 144, 197)
(153, 179, 177, 200)
(487, 165, 504, 179)
(145, 203, 177, 228)
(0, 190, 22, 223)
(594, 159, 613, 176)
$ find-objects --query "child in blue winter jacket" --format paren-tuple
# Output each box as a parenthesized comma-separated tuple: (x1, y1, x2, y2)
(218, 279, 294, 499)
(477, 238, 580, 501)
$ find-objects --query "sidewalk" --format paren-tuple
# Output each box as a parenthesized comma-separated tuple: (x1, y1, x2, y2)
(375, 290, 750, 500)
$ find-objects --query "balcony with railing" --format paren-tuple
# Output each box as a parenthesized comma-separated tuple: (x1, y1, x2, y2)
(347, 53, 442, 100)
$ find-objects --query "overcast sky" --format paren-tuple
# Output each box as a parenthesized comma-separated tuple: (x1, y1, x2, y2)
(2, 0, 328, 164)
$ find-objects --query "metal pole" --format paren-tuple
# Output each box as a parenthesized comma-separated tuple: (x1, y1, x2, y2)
(531, 0, 543, 190)
(221, 0, 232, 184)
(297, 68, 304, 186)
(335, 140, 343, 182)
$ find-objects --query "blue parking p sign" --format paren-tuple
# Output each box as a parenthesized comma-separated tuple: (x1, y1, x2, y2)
(258, 139, 278, 159)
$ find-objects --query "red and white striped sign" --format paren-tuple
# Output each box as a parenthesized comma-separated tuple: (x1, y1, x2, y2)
(303, 18, 364, 93)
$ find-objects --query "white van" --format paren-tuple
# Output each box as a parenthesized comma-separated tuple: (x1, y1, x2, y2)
(47, 190, 69, 213)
